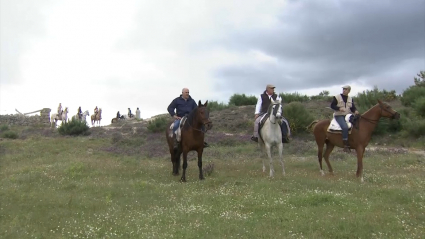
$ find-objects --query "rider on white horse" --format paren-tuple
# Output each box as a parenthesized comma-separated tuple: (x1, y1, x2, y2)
(78, 106, 82, 120)
(57, 103, 63, 120)
(252, 84, 284, 142)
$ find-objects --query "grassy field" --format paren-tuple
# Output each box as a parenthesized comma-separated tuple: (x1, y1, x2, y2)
(1, 129, 424, 238)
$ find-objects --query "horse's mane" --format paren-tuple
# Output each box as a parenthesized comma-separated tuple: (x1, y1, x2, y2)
(266, 100, 281, 115)
(183, 106, 199, 130)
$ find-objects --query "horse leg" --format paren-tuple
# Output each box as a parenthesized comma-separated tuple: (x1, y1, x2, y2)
(277, 142, 285, 176)
(265, 144, 274, 177)
(316, 141, 325, 175)
(197, 149, 205, 180)
(356, 146, 365, 182)
(323, 142, 335, 175)
(180, 150, 188, 182)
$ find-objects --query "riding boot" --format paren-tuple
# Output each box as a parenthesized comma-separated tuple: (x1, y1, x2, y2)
(343, 140, 351, 153)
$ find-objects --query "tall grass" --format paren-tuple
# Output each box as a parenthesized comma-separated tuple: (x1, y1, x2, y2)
(1, 135, 424, 238)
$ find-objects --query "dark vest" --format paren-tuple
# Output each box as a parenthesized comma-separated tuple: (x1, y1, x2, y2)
(260, 92, 277, 113)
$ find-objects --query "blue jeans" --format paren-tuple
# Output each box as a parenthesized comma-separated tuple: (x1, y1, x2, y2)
(173, 119, 181, 133)
(334, 115, 349, 140)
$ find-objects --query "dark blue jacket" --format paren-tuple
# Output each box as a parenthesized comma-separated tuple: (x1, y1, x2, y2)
(167, 95, 197, 117)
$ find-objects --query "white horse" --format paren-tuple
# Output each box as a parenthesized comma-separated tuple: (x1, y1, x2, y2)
(72, 110, 90, 122)
(258, 97, 285, 177)
(50, 107, 69, 127)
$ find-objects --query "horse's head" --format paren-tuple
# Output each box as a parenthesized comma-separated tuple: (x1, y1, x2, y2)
(198, 100, 213, 131)
(64, 107, 68, 113)
(268, 97, 283, 122)
(378, 100, 400, 119)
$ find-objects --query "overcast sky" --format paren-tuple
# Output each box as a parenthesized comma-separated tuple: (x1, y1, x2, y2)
(1, 0, 424, 125)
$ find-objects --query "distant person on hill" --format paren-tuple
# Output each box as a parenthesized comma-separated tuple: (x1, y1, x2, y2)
(136, 107, 141, 119)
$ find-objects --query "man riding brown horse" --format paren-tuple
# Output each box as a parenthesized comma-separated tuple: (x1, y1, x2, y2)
(167, 88, 209, 149)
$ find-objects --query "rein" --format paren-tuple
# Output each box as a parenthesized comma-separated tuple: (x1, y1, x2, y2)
(359, 104, 397, 125)
(268, 103, 282, 124)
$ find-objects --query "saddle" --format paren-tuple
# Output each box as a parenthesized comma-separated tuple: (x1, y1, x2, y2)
(257, 114, 291, 143)
(327, 114, 354, 134)
(168, 116, 188, 142)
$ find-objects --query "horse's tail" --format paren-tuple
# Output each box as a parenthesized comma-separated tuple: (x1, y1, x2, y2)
(306, 120, 320, 132)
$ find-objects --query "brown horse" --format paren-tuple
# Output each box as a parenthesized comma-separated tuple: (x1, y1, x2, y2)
(165, 100, 212, 182)
(308, 100, 400, 182)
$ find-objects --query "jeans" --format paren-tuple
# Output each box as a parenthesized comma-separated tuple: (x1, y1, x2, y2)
(335, 115, 349, 140)
(173, 119, 181, 133)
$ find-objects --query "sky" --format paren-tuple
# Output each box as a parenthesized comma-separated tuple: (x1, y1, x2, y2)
(1, 0, 424, 125)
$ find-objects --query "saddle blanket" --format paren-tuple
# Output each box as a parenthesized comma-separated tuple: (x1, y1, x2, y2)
(327, 114, 353, 134)
(168, 116, 187, 141)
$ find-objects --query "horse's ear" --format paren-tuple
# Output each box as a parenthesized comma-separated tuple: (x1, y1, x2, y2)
(204, 100, 208, 107)
(198, 100, 201, 106)
(377, 99, 383, 105)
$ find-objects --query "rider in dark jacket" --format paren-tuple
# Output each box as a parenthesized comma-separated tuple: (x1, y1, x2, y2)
(167, 88, 209, 149)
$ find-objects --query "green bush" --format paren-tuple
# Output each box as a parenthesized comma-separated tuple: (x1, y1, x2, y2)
(283, 102, 314, 134)
(207, 100, 229, 112)
(228, 94, 257, 106)
(147, 117, 169, 133)
(1, 130, 18, 139)
(412, 96, 425, 118)
(401, 85, 425, 107)
(58, 119, 90, 136)
(356, 86, 397, 108)
(0, 124, 9, 132)
(279, 92, 310, 103)
(400, 117, 425, 138)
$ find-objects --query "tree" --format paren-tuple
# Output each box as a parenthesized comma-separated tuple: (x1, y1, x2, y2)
(414, 71, 425, 87)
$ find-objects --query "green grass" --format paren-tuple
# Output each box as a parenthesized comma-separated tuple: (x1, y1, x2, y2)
(1, 136, 424, 238)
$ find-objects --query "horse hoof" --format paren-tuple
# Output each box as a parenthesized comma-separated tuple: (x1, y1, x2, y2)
(180, 178, 186, 182)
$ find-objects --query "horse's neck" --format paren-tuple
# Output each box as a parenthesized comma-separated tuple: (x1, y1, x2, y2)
(358, 107, 381, 138)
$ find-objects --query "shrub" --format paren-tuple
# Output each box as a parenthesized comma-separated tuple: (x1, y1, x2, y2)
(400, 117, 425, 138)
(1, 130, 18, 139)
(401, 85, 425, 107)
(0, 124, 9, 132)
(228, 94, 257, 106)
(283, 102, 314, 134)
(207, 100, 229, 112)
(58, 119, 90, 136)
(147, 117, 169, 133)
(356, 86, 397, 108)
(279, 92, 310, 103)
(412, 96, 425, 118)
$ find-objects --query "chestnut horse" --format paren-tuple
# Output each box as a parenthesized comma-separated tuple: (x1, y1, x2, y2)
(165, 100, 212, 182)
(308, 100, 400, 182)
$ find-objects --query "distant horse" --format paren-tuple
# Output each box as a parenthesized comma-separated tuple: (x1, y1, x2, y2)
(91, 108, 102, 127)
(50, 107, 68, 127)
(258, 97, 285, 177)
(111, 115, 125, 123)
(72, 110, 90, 122)
(308, 100, 400, 182)
(165, 100, 212, 182)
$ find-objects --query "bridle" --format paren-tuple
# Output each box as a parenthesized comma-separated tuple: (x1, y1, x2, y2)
(186, 107, 212, 133)
(360, 104, 398, 124)
(269, 103, 282, 124)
